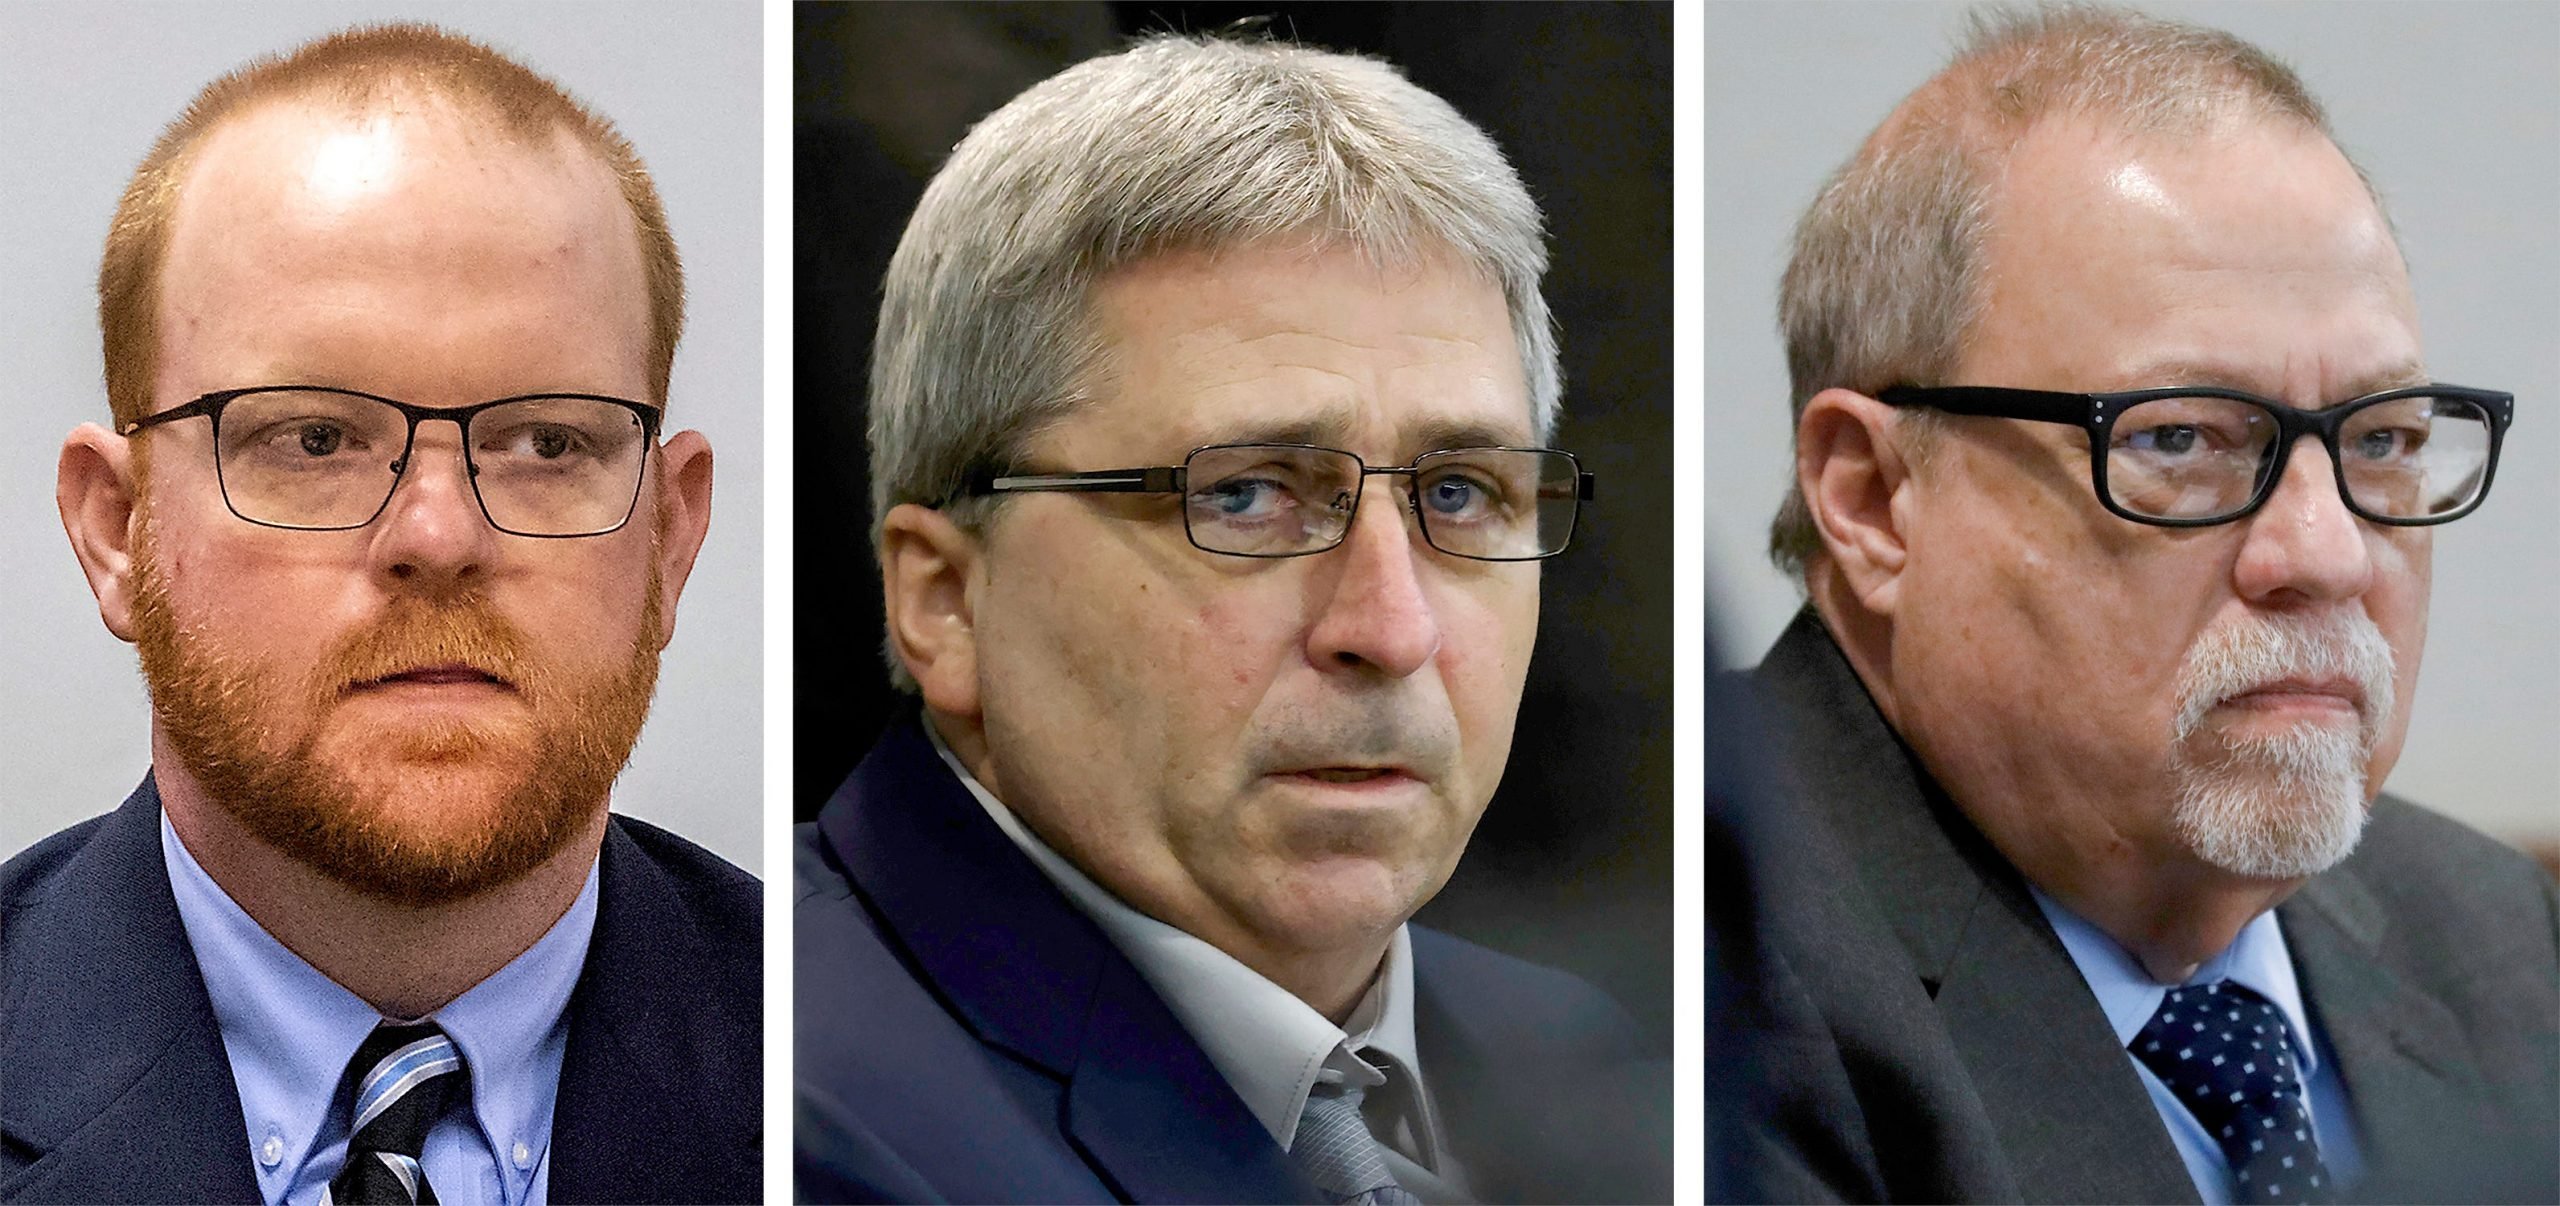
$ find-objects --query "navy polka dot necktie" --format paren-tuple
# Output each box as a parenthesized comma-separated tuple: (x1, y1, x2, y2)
(2131, 980, 2332, 1203)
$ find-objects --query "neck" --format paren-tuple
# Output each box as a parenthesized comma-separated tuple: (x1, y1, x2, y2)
(153, 737, 604, 1019)
(930, 707, 1391, 1025)
(2033, 859, 2297, 984)
(1810, 571, 2297, 984)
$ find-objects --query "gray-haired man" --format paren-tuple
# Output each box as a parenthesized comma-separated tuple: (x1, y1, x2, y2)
(793, 35, 1663, 1206)
(1746, 6, 2559, 1201)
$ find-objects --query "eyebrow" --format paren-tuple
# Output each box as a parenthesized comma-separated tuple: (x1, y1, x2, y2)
(1182, 408, 1536, 458)
(2103, 357, 2432, 401)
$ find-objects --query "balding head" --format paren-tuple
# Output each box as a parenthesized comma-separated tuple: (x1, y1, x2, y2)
(100, 22, 684, 430)
(1769, 3, 2384, 577)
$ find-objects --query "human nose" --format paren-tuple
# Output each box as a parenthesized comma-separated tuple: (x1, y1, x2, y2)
(2231, 436, 2376, 605)
(367, 423, 496, 595)
(1304, 481, 1442, 677)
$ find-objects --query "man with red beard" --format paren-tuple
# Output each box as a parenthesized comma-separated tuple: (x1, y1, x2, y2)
(2, 24, 755, 1205)
(1742, 7, 2558, 1203)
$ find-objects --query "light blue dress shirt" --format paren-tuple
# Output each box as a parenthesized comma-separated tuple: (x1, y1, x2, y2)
(2030, 887, 2363, 1205)
(161, 810, 599, 1206)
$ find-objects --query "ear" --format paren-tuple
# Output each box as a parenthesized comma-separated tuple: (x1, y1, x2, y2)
(1796, 387, 1915, 616)
(647, 430, 715, 649)
(59, 423, 145, 643)
(879, 502, 983, 720)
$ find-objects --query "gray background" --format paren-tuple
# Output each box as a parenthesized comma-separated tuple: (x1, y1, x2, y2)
(0, 1, 763, 872)
(1705, 1, 2559, 849)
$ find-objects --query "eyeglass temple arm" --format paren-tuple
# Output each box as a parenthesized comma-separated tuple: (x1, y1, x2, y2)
(965, 466, 1184, 496)
(1877, 386, 2091, 427)
(1538, 472, 1597, 502)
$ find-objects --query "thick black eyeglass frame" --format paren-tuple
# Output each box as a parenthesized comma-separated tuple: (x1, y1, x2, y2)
(1877, 383, 2514, 527)
(119, 385, 666, 538)
(960, 441, 1598, 561)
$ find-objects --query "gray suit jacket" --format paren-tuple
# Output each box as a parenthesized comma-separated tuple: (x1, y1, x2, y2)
(1746, 611, 2560, 1204)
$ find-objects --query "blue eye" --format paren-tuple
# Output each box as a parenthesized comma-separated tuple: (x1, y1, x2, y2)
(1200, 477, 1288, 518)
(1424, 476, 1480, 515)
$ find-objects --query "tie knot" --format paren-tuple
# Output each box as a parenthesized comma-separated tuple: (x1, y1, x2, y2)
(2131, 980, 2332, 1202)
(332, 1021, 469, 1205)
(1293, 1084, 1421, 1206)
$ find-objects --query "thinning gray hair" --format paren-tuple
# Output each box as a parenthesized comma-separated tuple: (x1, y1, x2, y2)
(868, 34, 1558, 690)
(1769, 3, 2375, 578)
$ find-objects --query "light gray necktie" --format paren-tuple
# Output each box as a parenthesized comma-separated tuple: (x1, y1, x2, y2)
(1292, 1082, 1424, 1206)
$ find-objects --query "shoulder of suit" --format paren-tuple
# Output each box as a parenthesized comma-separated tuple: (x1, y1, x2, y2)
(2306, 793, 2560, 959)
(0, 811, 117, 915)
(1410, 924, 1645, 1055)
(603, 811, 762, 937)
(2354, 794, 2553, 896)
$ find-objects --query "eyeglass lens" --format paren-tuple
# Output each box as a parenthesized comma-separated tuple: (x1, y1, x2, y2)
(2105, 393, 2496, 522)
(212, 390, 651, 535)
(1179, 444, 1579, 559)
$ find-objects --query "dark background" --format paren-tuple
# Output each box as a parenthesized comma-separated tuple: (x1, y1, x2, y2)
(795, 1, 1672, 1045)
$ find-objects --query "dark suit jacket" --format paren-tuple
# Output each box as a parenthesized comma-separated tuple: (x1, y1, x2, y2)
(0, 776, 763, 1204)
(1746, 611, 2560, 1204)
(794, 720, 1668, 1204)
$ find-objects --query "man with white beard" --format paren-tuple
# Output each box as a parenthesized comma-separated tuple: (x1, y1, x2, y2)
(1738, 7, 2558, 1202)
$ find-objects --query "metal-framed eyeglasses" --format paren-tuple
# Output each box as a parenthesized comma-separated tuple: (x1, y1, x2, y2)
(963, 442, 1596, 561)
(120, 385, 664, 538)
(1878, 383, 2513, 527)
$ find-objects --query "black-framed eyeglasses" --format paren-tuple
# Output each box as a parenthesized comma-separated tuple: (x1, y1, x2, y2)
(1879, 383, 2512, 527)
(121, 386, 664, 538)
(963, 442, 1596, 561)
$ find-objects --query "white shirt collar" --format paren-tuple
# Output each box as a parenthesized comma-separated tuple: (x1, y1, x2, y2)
(923, 721, 1442, 1159)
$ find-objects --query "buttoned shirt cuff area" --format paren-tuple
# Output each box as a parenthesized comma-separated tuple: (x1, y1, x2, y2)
(920, 720, 1471, 1201)
(161, 802, 598, 1206)
(2030, 885, 2364, 1205)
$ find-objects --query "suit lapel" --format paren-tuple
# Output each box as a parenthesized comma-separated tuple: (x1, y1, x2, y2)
(1758, 614, 2197, 1204)
(2281, 861, 2493, 1184)
(820, 722, 1313, 1204)
(549, 819, 760, 1204)
(0, 778, 261, 1204)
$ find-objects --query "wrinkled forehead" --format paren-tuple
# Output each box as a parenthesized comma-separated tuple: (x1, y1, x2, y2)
(1076, 241, 1538, 458)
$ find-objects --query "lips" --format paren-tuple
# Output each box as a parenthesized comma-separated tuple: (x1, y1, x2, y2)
(2223, 676, 2364, 710)
(350, 663, 513, 691)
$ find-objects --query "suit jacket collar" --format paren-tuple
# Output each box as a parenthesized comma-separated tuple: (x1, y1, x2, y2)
(0, 776, 261, 1204)
(2279, 853, 2493, 1186)
(548, 816, 762, 1203)
(1756, 611, 2199, 1203)
(816, 719, 1317, 1205)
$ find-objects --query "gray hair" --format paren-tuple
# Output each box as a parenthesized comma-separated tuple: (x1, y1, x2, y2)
(868, 34, 1559, 690)
(1769, 3, 2366, 578)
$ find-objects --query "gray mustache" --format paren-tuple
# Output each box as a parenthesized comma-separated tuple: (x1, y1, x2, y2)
(2171, 610, 2397, 746)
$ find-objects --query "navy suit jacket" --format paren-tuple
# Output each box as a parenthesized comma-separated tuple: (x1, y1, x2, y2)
(795, 720, 1668, 1204)
(0, 776, 763, 1204)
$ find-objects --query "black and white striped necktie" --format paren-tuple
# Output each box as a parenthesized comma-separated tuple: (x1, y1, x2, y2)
(326, 1021, 468, 1205)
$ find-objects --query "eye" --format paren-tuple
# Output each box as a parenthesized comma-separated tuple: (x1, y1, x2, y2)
(1422, 473, 1490, 517)
(297, 423, 346, 457)
(2351, 425, 2427, 461)
(1197, 476, 1293, 519)
(2122, 424, 2202, 456)
(483, 422, 596, 462)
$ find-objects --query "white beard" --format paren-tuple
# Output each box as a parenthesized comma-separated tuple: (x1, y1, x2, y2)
(2166, 610, 2397, 881)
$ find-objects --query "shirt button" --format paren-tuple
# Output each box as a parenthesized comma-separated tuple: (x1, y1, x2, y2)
(512, 1140, 533, 1170)
(259, 1129, 285, 1167)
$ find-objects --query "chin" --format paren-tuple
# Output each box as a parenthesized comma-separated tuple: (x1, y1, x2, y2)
(2168, 722, 2371, 881)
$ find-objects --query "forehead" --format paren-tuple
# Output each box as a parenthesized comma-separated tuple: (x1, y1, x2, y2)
(1073, 242, 1535, 457)
(153, 94, 649, 401)
(1969, 114, 2419, 392)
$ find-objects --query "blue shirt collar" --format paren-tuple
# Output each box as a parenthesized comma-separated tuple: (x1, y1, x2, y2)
(161, 808, 599, 1202)
(2028, 884, 2321, 1081)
